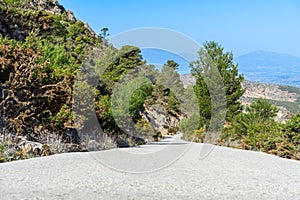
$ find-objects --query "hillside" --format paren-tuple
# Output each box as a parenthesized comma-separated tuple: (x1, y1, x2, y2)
(0, 0, 185, 162)
(0, 0, 105, 161)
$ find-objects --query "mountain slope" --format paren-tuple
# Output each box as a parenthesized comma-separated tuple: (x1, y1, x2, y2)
(0, 0, 185, 162)
(0, 0, 104, 160)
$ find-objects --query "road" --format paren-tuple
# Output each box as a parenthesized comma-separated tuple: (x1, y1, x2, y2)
(1, 134, 300, 199)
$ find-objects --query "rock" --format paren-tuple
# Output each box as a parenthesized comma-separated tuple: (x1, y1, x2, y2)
(242, 80, 298, 102)
(22, 141, 44, 155)
(180, 74, 196, 88)
(141, 104, 180, 135)
(0, 134, 3, 144)
(84, 22, 96, 36)
(180, 75, 299, 102)
(12, 29, 24, 41)
(66, 10, 75, 21)
(274, 106, 293, 123)
(26, 0, 66, 15)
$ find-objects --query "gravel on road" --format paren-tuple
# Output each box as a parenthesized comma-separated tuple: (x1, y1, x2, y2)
(1, 134, 300, 199)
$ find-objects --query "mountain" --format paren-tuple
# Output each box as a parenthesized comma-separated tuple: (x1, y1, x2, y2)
(235, 51, 300, 87)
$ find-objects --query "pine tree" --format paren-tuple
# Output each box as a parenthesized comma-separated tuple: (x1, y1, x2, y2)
(191, 41, 244, 131)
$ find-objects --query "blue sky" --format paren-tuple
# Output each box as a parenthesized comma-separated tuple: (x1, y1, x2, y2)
(58, 0, 300, 58)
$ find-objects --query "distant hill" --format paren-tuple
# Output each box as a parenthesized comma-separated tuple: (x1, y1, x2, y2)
(235, 51, 300, 87)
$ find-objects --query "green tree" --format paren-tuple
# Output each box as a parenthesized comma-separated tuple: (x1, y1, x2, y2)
(156, 60, 184, 113)
(98, 45, 145, 94)
(246, 98, 279, 123)
(100, 27, 109, 40)
(94, 45, 155, 138)
(179, 113, 201, 140)
(284, 114, 300, 145)
(182, 85, 199, 116)
(191, 41, 244, 130)
(222, 98, 280, 149)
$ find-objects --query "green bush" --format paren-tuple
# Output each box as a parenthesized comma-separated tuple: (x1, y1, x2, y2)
(284, 114, 300, 146)
(0, 141, 29, 163)
(153, 131, 162, 141)
(221, 98, 300, 160)
(168, 126, 179, 135)
(0, 142, 8, 163)
(179, 113, 200, 141)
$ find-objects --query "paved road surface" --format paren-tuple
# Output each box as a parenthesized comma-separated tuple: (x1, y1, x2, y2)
(1, 134, 300, 199)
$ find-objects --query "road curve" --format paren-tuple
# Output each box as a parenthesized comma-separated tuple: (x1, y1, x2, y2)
(1, 134, 300, 199)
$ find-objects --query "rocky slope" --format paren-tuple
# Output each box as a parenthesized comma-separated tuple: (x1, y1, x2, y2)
(242, 80, 298, 102)
(141, 104, 180, 136)
(0, 0, 103, 161)
(0, 0, 185, 162)
(0, 0, 97, 40)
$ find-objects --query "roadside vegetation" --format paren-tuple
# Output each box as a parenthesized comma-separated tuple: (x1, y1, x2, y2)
(0, 0, 185, 162)
(179, 42, 300, 160)
(0, 0, 299, 162)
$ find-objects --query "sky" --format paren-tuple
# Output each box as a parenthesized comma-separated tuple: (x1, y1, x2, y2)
(58, 0, 300, 59)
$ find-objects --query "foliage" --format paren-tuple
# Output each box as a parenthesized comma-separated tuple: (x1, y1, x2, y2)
(168, 126, 179, 135)
(94, 54, 182, 144)
(221, 98, 300, 160)
(153, 131, 163, 142)
(0, 1, 101, 156)
(111, 76, 152, 130)
(0, 142, 8, 163)
(99, 27, 110, 40)
(94, 45, 149, 138)
(98, 45, 145, 94)
(179, 113, 200, 141)
(36, 41, 77, 82)
(284, 114, 300, 145)
(278, 85, 300, 102)
(269, 99, 300, 114)
(129, 83, 153, 121)
(182, 85, 198, 116)
(156, 60, 184, 113)
(191, 41, 244, 130)
(246, 98, 279, 123)
(135, 119, 156, 139)
(0, 141, 31, 163)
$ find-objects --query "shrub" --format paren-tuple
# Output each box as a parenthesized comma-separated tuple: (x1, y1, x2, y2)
(221, 98, 300, 160)
(168, 126, 179, 135)
(179, 113, 200, 141)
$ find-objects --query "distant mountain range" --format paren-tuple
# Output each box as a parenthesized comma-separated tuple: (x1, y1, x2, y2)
(142, 49, 300, 87)
(235, 51, 300, 87)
